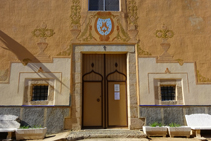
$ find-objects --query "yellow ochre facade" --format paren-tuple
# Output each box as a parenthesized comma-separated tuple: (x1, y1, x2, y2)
(0, 0, 211, 133)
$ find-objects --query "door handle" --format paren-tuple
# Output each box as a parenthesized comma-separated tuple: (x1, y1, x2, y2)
(97, 98, 100, 102)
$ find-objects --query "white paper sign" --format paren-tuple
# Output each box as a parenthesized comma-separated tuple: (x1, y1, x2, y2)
(114, 92, 120, 100)
(114, 84, 120, 91)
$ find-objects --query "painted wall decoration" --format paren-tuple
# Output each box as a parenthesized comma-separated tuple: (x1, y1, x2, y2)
(127, 0, 139, 41)
(57, 45, 72, 56)
(32, 23, 55, 40)
(197, 70, 211, 83)
(70, 0, 81, 41)
(78, 12, 130, 42)
(155, 24, 174, 41)
(32, 23, 55, 62)
(155, 24, 174, 62)
(127, 0, 138, 26)
(175, 59, 184, 66)
(137, 43, 151, 56)
(94, 12, 114, 41)
(0, 69, 9, 82)
(70, 0, 81, 29)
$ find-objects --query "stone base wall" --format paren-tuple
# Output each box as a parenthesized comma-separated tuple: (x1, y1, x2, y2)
(0, 107, 70, 134)
(140, 106, 211, 126)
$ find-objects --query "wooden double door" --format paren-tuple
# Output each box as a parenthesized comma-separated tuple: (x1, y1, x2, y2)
(82, 54, 127, 128)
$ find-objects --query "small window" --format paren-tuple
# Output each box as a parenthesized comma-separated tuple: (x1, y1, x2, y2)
(89, 0, 119, 11)
(32, 85, 48, 101)
(161, 86, 175, 101)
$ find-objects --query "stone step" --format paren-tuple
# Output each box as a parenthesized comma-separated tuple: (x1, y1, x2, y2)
(77, 138, 149, 141)
(66, 129, 147, 141)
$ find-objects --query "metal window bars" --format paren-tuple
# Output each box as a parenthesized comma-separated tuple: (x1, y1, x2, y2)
(161, 86, 175, 101)
(32, 85, 48, 101)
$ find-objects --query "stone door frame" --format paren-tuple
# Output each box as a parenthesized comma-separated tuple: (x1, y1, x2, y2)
(71, 45, 141, 130)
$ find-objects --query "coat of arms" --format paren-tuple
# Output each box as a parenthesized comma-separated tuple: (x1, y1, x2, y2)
(95, 12, 114, 41)
(78, 12, 130, 42)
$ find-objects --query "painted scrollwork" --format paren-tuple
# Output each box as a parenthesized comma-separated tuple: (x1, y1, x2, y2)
(137, 44, 151, 56)
(70, 0, 81, 29)
(0, 69, 9, 81)
(197, 70, 211, 83)
(127, 0, 139, 42)
(127, 0, 138, 25)
(83, 25, 97, 42)
(78, 12, 129, 42)
(57, 45, 72, 56)
(112, 19, 130, 42)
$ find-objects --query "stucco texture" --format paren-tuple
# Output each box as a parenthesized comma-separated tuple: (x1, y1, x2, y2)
(0, 0, 72, 70)
(136, 0, 211, 79)
(0, 0, 210, 80)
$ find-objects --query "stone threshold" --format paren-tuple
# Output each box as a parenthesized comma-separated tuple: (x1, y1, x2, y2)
(66, 129, 147, 141)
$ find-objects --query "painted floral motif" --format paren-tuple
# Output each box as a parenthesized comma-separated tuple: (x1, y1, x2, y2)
(155, 24, 174, 40)
(32, 23, 55, 40)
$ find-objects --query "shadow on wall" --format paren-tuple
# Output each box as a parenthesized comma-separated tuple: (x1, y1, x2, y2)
(0, 30, 69, 89)
(0, 30, 39, 62)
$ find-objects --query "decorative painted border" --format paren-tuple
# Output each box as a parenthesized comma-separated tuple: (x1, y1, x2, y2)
(18, 72, 62, 93)
(147, 72, 190, 93)
(0, 56, 70, 84)
(139, 56, 211, 85)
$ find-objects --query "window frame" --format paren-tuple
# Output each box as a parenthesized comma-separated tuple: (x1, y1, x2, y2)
(88, 0, 120, 11)
(154, 79, 184, 105)
(23, 78, 55, 105)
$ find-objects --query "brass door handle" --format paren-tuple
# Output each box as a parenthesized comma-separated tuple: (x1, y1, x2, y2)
(97, 98, 100, 102)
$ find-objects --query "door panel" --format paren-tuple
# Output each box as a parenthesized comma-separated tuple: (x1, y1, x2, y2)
(108, 82, 127, 126)
(82, 54, 127, 128)
(83, 54, 104, 81)
(83, 82, 102, 126)
(106, 54, 126, 80)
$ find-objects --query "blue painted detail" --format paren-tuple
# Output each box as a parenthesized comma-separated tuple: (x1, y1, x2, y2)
(97, 18, 112, 36)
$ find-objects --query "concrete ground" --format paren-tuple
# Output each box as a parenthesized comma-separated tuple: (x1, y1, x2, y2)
(149, 137, 199, 141)
(42, 134, 204, 141)
(24, 130, 211, 141)
(29, 130, 70, 141)
(77, 139, 149, 141)
(77, 137, 207, 141)
(28, 136, 208, 141)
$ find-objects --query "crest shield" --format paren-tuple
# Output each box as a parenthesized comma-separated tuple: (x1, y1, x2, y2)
(94, 12, 114, 41)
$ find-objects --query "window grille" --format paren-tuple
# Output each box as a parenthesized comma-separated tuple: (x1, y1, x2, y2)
(161, 86, 175, 101)
(32, 85, 48, 101)
(89, 0, 119, 11)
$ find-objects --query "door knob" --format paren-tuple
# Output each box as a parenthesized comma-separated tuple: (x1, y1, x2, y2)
(97, 98, 100, 102)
